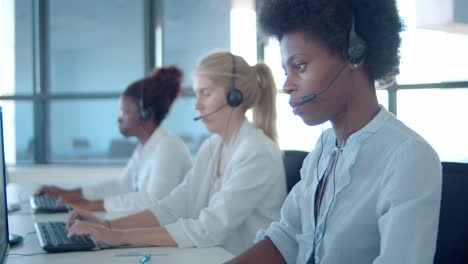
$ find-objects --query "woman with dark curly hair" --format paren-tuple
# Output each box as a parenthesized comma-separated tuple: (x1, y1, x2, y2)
(36, 67, 192, 212)
(228, 0, 442, 263)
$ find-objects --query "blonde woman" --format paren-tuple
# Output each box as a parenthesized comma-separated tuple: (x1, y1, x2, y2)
(66, 52, 287, 255)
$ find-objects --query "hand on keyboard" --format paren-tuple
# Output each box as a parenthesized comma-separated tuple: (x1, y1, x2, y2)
(58, 195, 104, 211)
(35, 186, 68, 197)
(67, 220, 122, 246)
(67, 208, 107, 229)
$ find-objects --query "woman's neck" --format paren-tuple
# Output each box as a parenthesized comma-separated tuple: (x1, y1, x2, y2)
(216, 117, 243, 179)
(332, 77, 380, 147)
(137, 123, 158, 145)
(219, 116, 244, 149)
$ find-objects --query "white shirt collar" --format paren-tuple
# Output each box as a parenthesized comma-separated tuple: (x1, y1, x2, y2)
(136, 126, 168, 156)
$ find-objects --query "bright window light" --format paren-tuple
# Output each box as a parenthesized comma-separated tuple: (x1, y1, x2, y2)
(264, 38, 286, 91)
(0, 0, 17, 164)
(230, 7, 257, 65)
(0, 0, 15, 96)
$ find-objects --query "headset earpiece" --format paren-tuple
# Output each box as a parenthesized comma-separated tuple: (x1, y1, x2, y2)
(139, 81, 151, 121)
(345, 15, 367, 65)
(227, 54, 244, 108)
(227, 88, 243, 108)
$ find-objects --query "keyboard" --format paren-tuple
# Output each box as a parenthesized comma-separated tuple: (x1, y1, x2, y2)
(35, 221, 97, 253)
(30, 195, 70, 213)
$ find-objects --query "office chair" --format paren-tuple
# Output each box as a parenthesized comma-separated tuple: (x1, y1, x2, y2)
(434, 162, 468, 264)
(282, 150, 309, 193)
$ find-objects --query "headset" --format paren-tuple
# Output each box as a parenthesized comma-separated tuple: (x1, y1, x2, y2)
(226, 54, 244, 108)
(345, 15, 367, 65)
(298, 14, 367, 106)
(193, 53, 244, 121)
(138, 80, 151, 121)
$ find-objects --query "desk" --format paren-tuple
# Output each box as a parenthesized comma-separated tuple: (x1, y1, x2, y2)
(5, 183, 234, 264)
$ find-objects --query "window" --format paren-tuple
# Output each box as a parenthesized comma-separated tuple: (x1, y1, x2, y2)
(49, 99, 128, 163)
(3, 0, 466, 164)
(394, 0, 468, 161)
(48, 0, 145, 94)
(1, 0, 146, 164)
(397, 0, 468, 84)
(14, 0, 34, 95)
(397, 88, 468, 162)
(1, 0, 34, 164)
(0, 101, 34, 164)
(260, 1, 468, 161)
(162, 0, 231, 87)
(1, 0, 233, 164)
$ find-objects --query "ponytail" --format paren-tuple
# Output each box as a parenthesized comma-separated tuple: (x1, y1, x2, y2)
(195, 52, 278, 144)
(252, 63, 278, 144)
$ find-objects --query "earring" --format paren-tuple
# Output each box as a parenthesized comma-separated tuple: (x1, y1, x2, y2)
(351, 64, 358, 70)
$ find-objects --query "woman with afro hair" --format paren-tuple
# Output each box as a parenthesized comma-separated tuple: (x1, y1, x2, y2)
(228, 0, 442, 263)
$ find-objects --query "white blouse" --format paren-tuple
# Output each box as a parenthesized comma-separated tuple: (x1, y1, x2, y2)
(149, 120, 287, 254)
(82, 126, 192, 212)
(257, 107, 442, 264)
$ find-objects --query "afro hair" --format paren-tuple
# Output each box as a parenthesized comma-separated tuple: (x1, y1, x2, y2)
(258, 0, 404, 87)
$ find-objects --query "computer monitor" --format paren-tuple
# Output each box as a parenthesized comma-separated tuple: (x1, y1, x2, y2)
(0, 107, 9, 262)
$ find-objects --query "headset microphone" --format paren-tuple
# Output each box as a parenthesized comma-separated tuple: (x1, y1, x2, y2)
(193, 103, 228, 121)
(299, 62, 349, 105)
(299, 14, 367, 106)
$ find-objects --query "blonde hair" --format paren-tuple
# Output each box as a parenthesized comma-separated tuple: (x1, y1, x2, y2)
(196, 52, 278, 144)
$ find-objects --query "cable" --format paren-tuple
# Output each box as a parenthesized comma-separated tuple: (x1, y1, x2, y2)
(316, 125, 326, 183)
(309, 64, 358, 263)
(313, 149, 340, 248)
(114, 252, 169, 257)
(25, 231, 37, 236)
(309, 124, 325, 262)
(7, 252, 48, 257)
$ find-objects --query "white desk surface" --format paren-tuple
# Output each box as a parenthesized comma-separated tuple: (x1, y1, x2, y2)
(5, 181, 234, 264)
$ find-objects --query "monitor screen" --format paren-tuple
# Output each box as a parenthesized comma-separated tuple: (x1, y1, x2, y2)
(0, 107, 9, 261)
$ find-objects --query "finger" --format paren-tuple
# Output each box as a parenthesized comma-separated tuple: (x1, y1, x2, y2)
(35, 189, 45, 196)
(67, 221, 82, 237)
(67, 215, 76, 230)
(67, 209, 91, 228)
(36, 186, 52, 196)
(56, 197, 66, 207)
(73, 208, 85, 215)
(68, 221, 94, 238)
(77, 211, 94, 223)
(67, 220, 90, 237)
(41, 186, 50, 193)
(67, 210, 81, 229)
